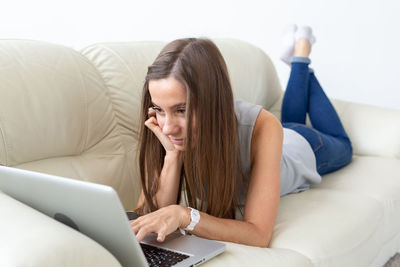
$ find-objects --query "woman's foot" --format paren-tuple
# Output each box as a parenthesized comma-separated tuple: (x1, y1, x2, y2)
(280, 25, 316, 65)
(294, 39, 312, 58)
(293, 26, 315, 58)
(279, 24, 298, 65)
(295, 25, 316, 46)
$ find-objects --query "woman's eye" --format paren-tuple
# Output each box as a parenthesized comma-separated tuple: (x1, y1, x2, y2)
(152, 107, 163, 113)
(177, 109, 186, 114)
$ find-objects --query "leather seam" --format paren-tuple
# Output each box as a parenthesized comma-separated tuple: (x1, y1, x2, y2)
(79, 45, 123, 133)
(69, 53, 89, 154)
(0, 118, 8, 165)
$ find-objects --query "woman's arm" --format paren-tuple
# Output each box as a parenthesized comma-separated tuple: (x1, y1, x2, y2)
(135, 109, 184, 210)
(135, 152, 183, 209)
(132, 109, 283, 247)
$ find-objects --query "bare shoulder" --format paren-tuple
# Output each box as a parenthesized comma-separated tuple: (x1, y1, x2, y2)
(253, 109, 283, 140)
(251, 109, 283, 163)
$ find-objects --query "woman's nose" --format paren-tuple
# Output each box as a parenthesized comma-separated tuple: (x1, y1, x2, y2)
(162, 116, 179, 135)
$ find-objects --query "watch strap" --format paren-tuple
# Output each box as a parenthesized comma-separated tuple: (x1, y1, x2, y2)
(179, 207, 200, 235)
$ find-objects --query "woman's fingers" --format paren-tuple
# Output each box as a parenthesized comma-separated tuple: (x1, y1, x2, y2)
(136, 224, 154, 243)
(145, 109, 178, 152)
(130, 220, 141, 235)
(144, 117, 159, 132)
(157, 230, 166, 242)
(130, 206, 182, 243)
(148, 108, 156, 118)
(134, 222, 167, 243)
(131, 215, 162, 242)
(144, 117, 176, 151)
(144, 117, 166, 142)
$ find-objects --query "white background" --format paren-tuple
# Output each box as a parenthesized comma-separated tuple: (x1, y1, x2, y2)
(1, 0, 399, 110)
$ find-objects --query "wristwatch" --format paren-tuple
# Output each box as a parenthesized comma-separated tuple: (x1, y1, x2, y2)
(179, 207, 200, 235)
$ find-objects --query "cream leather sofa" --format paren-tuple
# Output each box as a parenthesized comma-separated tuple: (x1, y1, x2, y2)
(0, 38, 399, 267)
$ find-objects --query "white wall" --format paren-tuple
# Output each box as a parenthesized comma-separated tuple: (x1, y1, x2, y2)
(1, 0, 399, 109)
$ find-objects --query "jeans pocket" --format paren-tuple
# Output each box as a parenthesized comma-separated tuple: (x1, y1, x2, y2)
(315, 135, 353, 175)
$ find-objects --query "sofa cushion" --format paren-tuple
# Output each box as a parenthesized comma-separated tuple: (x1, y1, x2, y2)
(203, 243, 312, 267)
(213, 39, 282, 110)
(0, 40, 138, 210)
(80, 41, 165, 143)
(314, 155, 400, 250)
(270, 188, 383, 266)
(80, 41, 166, 207)
(0, 40, 116, 166)
(270, 155, 400, 266)
(314, 156, 400, 205)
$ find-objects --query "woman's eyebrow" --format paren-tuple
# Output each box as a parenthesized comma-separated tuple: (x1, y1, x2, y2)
(173, 102, 186, 108)
(151, 102, 186, 108)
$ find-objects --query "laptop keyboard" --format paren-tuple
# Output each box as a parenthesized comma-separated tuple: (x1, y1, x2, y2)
(140, 243, 190, 267)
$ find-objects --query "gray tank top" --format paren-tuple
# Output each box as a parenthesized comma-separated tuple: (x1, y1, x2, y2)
(235, 99, 322, 208)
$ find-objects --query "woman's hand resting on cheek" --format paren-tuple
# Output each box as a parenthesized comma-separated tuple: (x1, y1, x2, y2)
(145, 108, 180, 155)
(130, 205, 190, 242)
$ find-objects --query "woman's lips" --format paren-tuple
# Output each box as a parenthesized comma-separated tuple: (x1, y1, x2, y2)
(170, 138, 184, 145)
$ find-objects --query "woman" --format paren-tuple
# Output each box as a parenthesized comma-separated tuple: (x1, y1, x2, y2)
(131, 25, 353, 247)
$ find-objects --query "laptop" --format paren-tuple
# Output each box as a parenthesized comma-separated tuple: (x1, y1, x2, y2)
(0, 165, 225, 267)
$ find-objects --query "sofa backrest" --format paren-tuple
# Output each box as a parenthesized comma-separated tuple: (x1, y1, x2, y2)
(1, 38, 399, 211)
(0, 40, 139, 209)
(0, 38, 283, 210)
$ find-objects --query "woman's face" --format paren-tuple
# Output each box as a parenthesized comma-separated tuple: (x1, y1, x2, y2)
(148, 76, 187, 151)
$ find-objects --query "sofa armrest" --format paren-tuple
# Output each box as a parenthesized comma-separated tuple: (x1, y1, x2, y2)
(332, 99, 400, 159)
(270, 95, 400, 159)
(0, 191, 121, 267)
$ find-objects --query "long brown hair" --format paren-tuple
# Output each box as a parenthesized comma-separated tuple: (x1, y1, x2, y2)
(136, 38, 243, 218)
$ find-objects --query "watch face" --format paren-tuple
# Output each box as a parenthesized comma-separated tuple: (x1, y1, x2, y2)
(185, 208, 200, 231)
(191, 209, 200, 222)
(194, 210, 200, 220)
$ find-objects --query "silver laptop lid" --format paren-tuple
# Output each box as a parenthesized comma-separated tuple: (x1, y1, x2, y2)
(0, 166, 148, 267)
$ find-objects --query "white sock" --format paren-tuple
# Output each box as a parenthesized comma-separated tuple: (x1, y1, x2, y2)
(280, 24, 297, 65)
(296, 25, 316, 45)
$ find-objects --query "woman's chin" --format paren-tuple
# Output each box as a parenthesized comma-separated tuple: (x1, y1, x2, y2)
(174, 144, 185, 151)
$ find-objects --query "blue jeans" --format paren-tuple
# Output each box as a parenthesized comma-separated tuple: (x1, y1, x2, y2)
(281, 57, 353, 175)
